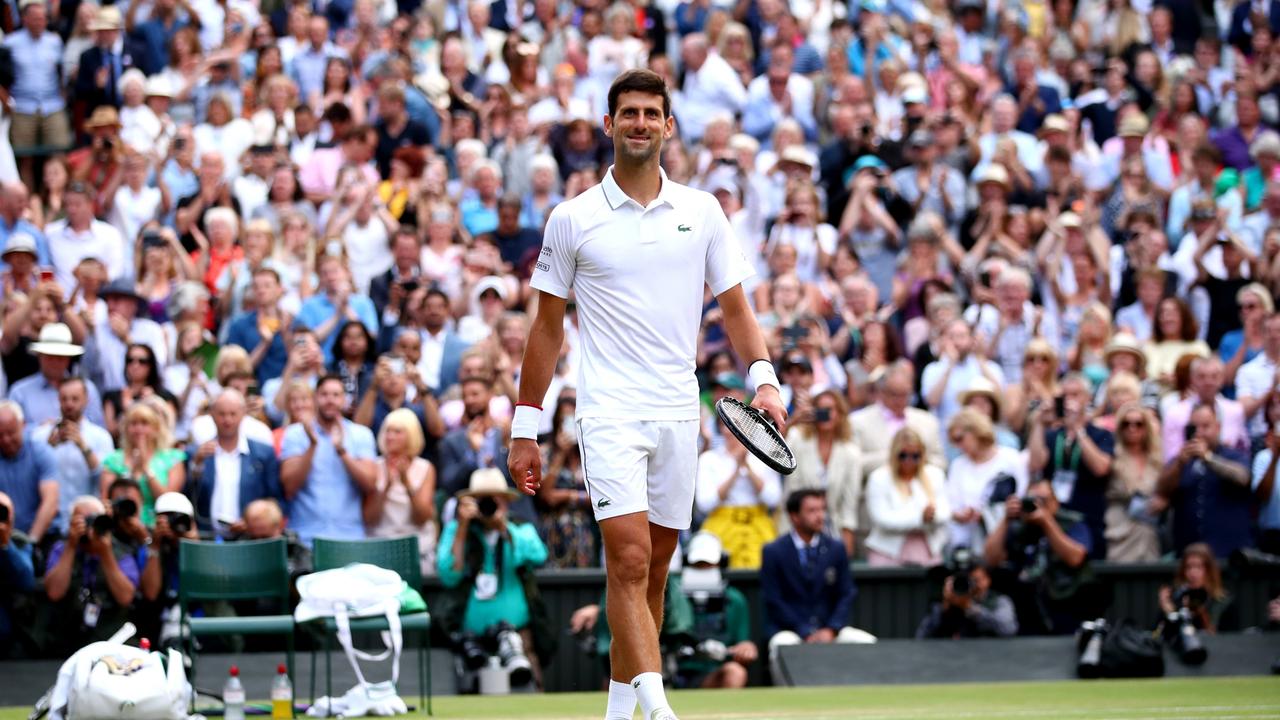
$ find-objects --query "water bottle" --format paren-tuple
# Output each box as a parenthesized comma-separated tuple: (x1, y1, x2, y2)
(271, 664, 293, 719)
(223, 666, 245, 720)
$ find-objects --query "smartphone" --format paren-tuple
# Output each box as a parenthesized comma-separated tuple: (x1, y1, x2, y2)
(39, 268, 55, 283)
(813, 407, 832, 423)
(1053, 396, 1066, 419)
(246, 385, 262, 398)
(386, 357, 406, 374)
(1184, 424, 1197, 441)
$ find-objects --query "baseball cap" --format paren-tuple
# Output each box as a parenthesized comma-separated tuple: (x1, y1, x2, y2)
(686, 532, 724, 566)
(155, 492, 195, 518)
(853, 155, 888, 173)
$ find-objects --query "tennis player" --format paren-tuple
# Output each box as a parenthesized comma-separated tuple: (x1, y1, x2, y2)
(509, 69, 786, 720)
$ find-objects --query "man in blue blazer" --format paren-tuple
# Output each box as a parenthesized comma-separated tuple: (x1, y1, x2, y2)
(189, 390, 283, 536)
(760, 489, 864, 683)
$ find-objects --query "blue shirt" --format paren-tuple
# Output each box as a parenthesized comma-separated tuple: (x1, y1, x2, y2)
(459, 197, 499, 237)
(1251, 449, 1280, 532)
(131, 18, 189, 75)
(8, 374, 107, 428)
(296, 294, 379, 365)
(1172, 445, 1255, 557)
(280, 419, 376, 546)
(0, 217, 52, 268)
(224, 310, 289, 385)
(3, 29, 65, 114)
(1218, 330, 1261, 398)
(0, 433, 59, 535)
(289, 43, 347, 101)
(160, 161, 199, 228)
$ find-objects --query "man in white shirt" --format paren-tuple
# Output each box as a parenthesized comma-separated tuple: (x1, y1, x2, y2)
(922, 318, 1006, 430)
(742, 42, 817, 143)
(190, 390, 282, 536)
(972, 95, 1043, 179)
(510, 70, 783, 720)
(674, 33, 747, 144)
(30, 377, 114, 535)
(1236, 313, 1280, 438)
(45, 182, 125, 289)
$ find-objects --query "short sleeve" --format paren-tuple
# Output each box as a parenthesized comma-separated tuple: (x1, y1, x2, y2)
(34, 441, 58, 482)
(347, 424, 377, 459)
(103, 450, 127, 475)
(529, 206, 576, 298)
(280, 424, 309, 460)
(703, 196, 754, 296)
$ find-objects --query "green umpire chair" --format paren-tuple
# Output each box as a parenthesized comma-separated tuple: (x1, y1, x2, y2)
(177, 538, 297, 710)
(310, 535, 433, 716)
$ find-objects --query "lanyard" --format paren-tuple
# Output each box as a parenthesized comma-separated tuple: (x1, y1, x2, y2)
(1053, 432, 1083, 473)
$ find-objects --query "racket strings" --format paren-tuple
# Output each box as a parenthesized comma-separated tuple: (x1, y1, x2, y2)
(720, 402, 791, 462)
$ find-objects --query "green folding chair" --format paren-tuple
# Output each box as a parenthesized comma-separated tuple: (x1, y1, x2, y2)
(178, 538, 296, 712)
(310, 536, 432, 716)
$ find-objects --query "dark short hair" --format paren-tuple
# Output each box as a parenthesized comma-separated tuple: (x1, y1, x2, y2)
(393, 225, 421, 245)
(785, 488, 826, 516)
(251, 266, 282, 284)
(497, 193, 523, 211)
(316, 373, 346, 392)
(425, 288, 450, 305)
(57, 376, 87, 393)
(343, 124, 376, 144)
(108, 477, 142, 500)
(607, 69, 671, 118)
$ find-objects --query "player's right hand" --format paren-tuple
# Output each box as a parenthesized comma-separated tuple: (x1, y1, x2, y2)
(508, 438, 542, 496)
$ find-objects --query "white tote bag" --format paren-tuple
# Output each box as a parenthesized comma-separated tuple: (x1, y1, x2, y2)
(296, 563, 408, 717)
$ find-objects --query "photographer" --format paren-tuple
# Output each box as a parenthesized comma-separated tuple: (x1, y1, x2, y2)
(138, 492, 199, 648)
(670, 532, 757, 689)
(1157, 543, 1237, 636)
(437, 469, 549, 690)
(40, 493, 143, 655)
(983, 478, 1093, 635)
(1158, 403, 1255, 557)
(916, 552, 1018, 639)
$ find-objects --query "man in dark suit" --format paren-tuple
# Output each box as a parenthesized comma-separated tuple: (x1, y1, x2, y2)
(437, 376, 534, 523)
(1230, 0, 1280, 55)
(189, 390, 283, 536)
(760, 489, 864, 681)
(75, 6, 133, 115)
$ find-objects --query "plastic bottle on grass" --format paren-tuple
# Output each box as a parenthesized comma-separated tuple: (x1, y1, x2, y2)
(271, 663, 293, 719)
(224, 666, 245, 720)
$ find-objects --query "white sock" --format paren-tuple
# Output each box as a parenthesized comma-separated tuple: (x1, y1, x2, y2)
(631, 672, 671, 718)
(605, 679, 637, 719)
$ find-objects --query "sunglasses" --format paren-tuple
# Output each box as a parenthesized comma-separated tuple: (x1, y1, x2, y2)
(1026, 354, 1050, 363)
(897, 452, 922, 462)
(1240, 303, 1261, 311)
(126, 356, 150, 365)
(1120, 420, 1145, 429)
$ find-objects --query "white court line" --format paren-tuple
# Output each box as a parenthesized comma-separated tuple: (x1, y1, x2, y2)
(477, 706, 1280, 720)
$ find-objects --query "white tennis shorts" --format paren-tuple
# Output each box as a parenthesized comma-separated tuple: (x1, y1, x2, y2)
(576, 417, 699, 529)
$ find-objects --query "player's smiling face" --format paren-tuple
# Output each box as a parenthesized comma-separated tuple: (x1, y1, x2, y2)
(605, 91, 673, 163)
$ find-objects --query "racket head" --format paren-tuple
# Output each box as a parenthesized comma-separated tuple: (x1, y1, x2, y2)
(714, 396, 797, 475)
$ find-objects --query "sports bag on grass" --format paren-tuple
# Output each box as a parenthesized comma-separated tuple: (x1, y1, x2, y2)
(1099, 619, 1165, 678)
(296, 564, 413, 717)
(48, 623, 192, 720)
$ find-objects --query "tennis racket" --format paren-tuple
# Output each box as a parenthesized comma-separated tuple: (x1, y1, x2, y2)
(715, 396, 797, 475)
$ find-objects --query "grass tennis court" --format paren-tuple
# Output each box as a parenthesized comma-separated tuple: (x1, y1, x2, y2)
(4, 676, 1276, 720)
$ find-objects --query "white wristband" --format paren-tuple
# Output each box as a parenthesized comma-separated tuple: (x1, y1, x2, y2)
(748, 359, 780, 392)
(511, 404, 542, 440)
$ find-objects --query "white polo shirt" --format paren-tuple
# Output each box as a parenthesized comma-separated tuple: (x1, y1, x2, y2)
(532, 167, 753, 421)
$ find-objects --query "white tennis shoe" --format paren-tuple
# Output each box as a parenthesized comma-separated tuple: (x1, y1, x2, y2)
(649, 710, 680, 720)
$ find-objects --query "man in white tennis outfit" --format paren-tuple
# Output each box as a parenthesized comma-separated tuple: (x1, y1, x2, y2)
(509, 70, 787, 720)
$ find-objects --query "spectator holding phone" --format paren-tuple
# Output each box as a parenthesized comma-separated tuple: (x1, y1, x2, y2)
(262, 327, 325, 424)
(32, 377, 115, 536)
(1159, 403, 1254, 557)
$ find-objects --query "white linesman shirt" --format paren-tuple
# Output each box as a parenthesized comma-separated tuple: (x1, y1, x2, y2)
(531, 167, 753, 421)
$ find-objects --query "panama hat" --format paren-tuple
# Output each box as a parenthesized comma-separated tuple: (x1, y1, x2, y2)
(29, 323, 84, 357)
(458, 468, 520, 499)
(958, 377, 1003, 422)
(1104, 333, 1146, 371)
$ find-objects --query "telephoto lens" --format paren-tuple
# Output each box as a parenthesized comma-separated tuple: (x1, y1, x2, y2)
(478, 496, 499, 518)
(495, 623, 533, 686)
(1076, 619, 1108, 679)
(1170, 608, 1207, 665)
(112, 498, 138, 519)
(455, 633, 488, 671)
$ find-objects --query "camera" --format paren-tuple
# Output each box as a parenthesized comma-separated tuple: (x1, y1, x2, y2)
(948, 546, 975, 595)
(676, 639, 728, 663)
(495, 623, 533, 686)
(112, 498, 138, 520)
(1172, 585, 1208, 609)
(161, 511, 192, 537)
(1054, 395, 1066, 419)
(1164, 606, 1207, 665)
(813, 407, 832, 423)
(141, 230, 166, 250)
(454, 633, 488, 671)
(1021, 497, 1039, 516)
(1076, 618, 1108, 679)
(80, 513, 114, 544)
(0, 504, 8, 524)
(477, 496, 499, 518)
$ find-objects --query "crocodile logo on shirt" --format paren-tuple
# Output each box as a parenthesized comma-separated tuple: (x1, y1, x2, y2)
(597, 498, 612, 509)
(677, 224, 692, 232)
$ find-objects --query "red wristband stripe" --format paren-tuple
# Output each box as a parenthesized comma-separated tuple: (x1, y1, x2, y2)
(515, 402, 543, 411)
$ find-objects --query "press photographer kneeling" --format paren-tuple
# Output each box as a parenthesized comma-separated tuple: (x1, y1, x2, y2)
(917, 547, 1018, 639)
(39, 489, 146, 655)
(438, 469, 550, 692)
(670, 532, 758, 689)
(1156, 543, 1237, 665)
(983, 478, 1096, 635)
(138, 491, 199, 648)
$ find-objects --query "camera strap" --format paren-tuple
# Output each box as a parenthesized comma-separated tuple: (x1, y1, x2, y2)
(1052, 433, 1082, 504)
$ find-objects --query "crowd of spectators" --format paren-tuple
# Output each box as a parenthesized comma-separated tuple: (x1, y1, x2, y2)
(1, 0, 1279, 668)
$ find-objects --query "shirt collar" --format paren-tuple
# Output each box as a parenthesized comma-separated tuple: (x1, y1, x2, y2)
(600, 165, 674, 211)
(790, 530, 820, 552)
(217, 434, 250, 456)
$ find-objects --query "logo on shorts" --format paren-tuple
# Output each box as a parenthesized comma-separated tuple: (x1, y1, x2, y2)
(633, 679, 641, 689)
(597, 497, 611, 509)
(677, 224, 692, 232)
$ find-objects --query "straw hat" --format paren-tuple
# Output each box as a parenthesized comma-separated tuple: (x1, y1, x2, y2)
(83, 106, 121, 130)
(1104, 333, 1146, 371)
(29, 323, 85, 357)
(88, 6, 122, 31)
(958, 377, 1003, 422)
(458, 468, 520, 499)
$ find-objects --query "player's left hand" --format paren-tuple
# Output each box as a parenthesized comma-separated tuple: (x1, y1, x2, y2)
(752, 385, 788, 436)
